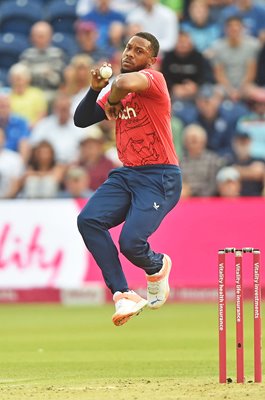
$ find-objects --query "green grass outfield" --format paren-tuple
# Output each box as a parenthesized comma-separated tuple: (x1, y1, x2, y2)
(0, 302, 264, 399)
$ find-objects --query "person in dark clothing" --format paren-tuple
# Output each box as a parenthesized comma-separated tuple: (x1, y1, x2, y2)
(161, 30, 212, 101)
(256, 43, 265, 87)
(229, 131, 265, 196)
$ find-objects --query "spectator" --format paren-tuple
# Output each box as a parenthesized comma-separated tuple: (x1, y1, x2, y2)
(76, 0, 98, 16)
(8, 63, 48, 130)
(76, 0, 138, 17)
(180, 124, 225, 197)
(160, 1, 184, 17)
(107, 21, 126, 53)
(61, 54, 94, 115)
(236, 86, 265, 160)
(80, 0, 125, 50)
(181, 0, 221, 53)
(182, 0, 192, 19)
(256, 42, 265, 86)
(62, 54, 93, 96)
(0, 93, 31, 163)
(77, 125, 116, 191)
(230, 132, 265, 196)
(30, 93, 84, 164)
(161, 31, 211, 101)
(206, 0, 234, 24)
(95, 118, 121, 165)
(126, 0, 178, 54)
(21, 140, 65, 199)
(74, 20, 111, 62)
(110, 0, 140, 16)
(171, 116, 185, 161)
(216, 166, 242, 197)
(208, 16, 260, 101)
(221, 0, 265, 41)
(59, 165, 93, 198)
(0, 127, 25, 199)
(188, 83, 248, 158)
(19, 21, 67, 105)
(124, 21, 142, 42)
(75, 19, 124, 63)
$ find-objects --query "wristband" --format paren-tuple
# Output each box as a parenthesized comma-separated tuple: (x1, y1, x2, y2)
(107, 98, 120, 106)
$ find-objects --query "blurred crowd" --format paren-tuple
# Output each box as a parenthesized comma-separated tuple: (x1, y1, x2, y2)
(0, 0, 265, 199)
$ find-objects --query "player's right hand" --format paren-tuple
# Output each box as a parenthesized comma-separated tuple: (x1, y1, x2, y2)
(90, 68, 110, 91)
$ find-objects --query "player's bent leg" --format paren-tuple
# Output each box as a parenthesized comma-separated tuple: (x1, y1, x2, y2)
(112, 291, 148, 326)
(118, 218, 165, 274)
(118, 166, 181, 310)
(119, 227, 172, 309)
(77, 174, 131, 294)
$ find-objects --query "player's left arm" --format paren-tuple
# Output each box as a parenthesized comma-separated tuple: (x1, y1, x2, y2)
(105, 72, 149, 120)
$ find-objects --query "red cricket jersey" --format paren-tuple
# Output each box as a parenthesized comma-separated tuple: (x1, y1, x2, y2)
(97, 68, 179, 167)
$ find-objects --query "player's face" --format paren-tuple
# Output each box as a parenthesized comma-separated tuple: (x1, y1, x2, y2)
(121, 36, 156, 73)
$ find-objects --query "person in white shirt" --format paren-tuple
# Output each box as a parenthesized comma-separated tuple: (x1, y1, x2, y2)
(0, 128, 25, 198)
(76, 0, 138, 17)
(126, 0, 178, 53)
(30, 92, 84, 164)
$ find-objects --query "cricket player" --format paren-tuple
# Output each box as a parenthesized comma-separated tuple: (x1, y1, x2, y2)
(74, 32, 182, 326)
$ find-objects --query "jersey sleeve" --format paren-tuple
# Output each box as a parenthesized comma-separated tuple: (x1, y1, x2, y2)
(97, 90, 111, 110)
(139, 69, 168, 100)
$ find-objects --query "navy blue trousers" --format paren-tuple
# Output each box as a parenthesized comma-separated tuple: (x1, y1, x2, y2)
(77, 165, 182, 294)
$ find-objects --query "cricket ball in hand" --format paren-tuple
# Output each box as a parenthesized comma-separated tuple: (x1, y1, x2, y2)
(99, 65, 113, 79)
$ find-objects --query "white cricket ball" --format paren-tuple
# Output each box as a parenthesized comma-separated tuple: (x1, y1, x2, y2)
(99, 65, 113, 79)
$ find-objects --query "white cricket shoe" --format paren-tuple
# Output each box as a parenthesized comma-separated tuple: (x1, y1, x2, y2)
(146, 254, 172, 309)
(112, 290, 148, 326)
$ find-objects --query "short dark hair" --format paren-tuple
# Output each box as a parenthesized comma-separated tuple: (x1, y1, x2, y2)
(225, 15, 243, 25)
(135, 32, 160, 57)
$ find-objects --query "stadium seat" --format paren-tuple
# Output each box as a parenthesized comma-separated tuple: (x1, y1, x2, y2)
(52, 32, 79, 60)
(0, 68, 9, 88)
(0, 0, 44, 36)
(0, 32, 29, 70)
(45, 0, 78, 34)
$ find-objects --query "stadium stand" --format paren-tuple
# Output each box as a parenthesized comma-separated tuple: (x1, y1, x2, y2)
(0, 0, 264, 200)
(0, 0, 44, 36)
(0, 67, 8, 87)
(44, 0, 78, 34)
(0, 32, 29, 70)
